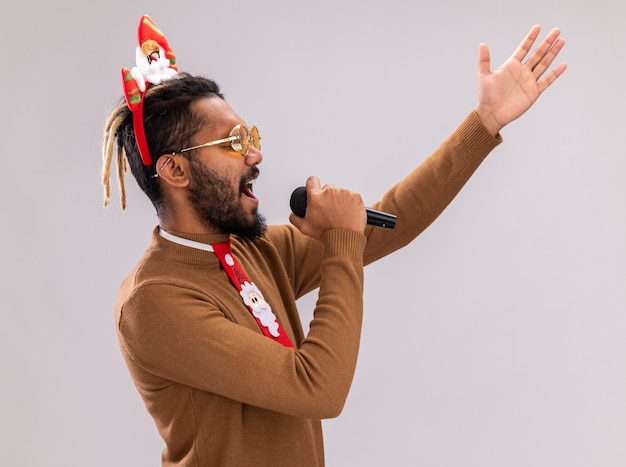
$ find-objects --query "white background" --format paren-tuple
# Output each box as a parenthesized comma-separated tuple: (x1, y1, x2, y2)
(1, 1, 625, 466)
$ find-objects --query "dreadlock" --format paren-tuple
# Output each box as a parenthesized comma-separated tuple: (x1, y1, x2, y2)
(102, 73, 224, 212)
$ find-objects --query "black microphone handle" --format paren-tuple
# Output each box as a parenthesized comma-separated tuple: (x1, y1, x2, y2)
(364, 207, 397, 229)
(289, 186, 396, 230)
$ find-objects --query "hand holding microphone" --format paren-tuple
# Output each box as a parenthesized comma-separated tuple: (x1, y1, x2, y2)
(289, 178, 397, 239)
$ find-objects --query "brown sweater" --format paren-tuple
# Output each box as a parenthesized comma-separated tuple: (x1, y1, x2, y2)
(115, 112, 501, 466)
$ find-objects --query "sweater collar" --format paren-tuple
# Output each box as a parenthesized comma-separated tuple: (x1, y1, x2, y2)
(150, 226, 230, 265)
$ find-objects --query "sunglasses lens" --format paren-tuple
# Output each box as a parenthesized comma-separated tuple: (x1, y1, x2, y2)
(250, 126, 261, 150)
(229, 125, 246, 155)
(228, 125, 260, 156)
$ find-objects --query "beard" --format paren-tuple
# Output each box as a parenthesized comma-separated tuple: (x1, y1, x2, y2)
(187, 157, 267, 241)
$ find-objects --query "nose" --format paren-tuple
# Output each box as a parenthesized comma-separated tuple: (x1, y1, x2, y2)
(245, 145, 263, 166)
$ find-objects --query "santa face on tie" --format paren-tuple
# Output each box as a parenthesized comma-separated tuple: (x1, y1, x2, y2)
(239, 282, 280, 337)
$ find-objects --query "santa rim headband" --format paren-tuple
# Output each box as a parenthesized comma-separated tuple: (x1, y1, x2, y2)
(121, 15, 179, 166)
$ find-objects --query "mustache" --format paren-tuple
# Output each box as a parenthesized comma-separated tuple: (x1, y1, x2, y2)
(240, 167, 260, 186)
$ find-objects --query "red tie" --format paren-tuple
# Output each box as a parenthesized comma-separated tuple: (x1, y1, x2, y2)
(212, 239, 294, 348)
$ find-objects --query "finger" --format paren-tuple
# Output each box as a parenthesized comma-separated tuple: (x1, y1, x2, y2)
(525, 28, 562, 70)
(537, 62, 568, 95)
(289, 211, 316, 238)
(477, 42, 491, 77)
(531, 37, 566, 78)
(511, 24, 541, 62)
(289, 212, 302, 227)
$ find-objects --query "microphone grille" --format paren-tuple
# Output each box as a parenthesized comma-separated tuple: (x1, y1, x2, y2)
(289, 186, 308, 218)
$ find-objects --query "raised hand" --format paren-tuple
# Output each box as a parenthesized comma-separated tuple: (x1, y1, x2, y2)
(475, 25, 567, 136)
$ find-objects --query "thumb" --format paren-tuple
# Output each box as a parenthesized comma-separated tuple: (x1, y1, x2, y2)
(477, 42, 491, 77)
(305, 175, 321, 195)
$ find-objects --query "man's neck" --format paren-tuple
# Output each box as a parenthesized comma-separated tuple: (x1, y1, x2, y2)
(159, 213, 221, 236)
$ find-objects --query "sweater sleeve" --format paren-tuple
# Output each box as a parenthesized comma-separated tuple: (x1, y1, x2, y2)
(362, 111, 502, 264)
(265, 111, 501, 278)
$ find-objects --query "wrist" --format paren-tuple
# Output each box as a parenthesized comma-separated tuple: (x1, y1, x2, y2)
(475, 107, 503, 137)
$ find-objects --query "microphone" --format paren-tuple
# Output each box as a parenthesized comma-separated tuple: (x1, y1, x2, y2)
(290, 186, 397, 230)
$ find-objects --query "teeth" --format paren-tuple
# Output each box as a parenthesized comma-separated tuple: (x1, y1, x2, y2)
(241, 178, 256, 196)
(241, 174, 258, 198)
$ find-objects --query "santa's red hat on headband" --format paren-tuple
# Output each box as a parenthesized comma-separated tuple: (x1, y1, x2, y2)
(121, 15, 179, 166)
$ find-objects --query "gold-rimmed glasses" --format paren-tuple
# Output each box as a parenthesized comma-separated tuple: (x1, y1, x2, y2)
(173, 124, 261, 157)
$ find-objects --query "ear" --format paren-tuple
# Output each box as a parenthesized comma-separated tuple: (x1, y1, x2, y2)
(155, 154, 190, 188)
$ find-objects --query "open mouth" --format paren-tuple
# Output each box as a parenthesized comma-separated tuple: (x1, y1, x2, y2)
(241, 177, 257, 200)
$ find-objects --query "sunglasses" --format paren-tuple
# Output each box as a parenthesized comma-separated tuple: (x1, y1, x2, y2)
(173, 124, 261, 157)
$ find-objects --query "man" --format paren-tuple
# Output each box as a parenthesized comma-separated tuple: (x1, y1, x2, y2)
(102, 15, 566, 467)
